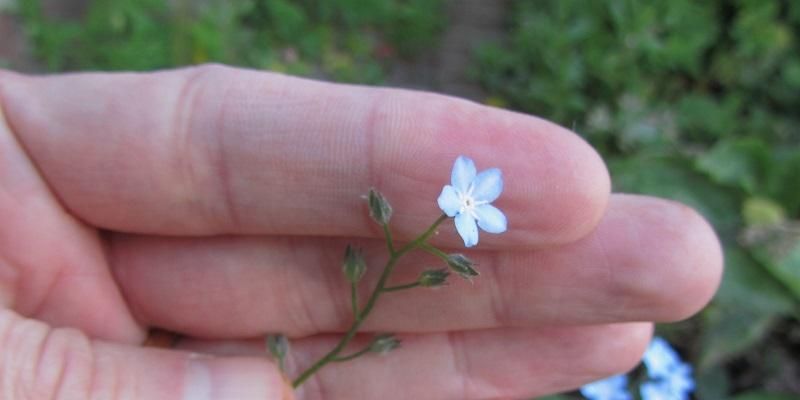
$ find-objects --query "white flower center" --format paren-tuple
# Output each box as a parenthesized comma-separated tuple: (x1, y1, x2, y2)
(458, 185, 487, 220)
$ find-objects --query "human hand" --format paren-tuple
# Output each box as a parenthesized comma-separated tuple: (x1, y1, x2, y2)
(0, 65, 722, 400)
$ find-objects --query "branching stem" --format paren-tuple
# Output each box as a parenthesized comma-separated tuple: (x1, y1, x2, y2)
(332, 346, 372, 362)
(291, 214, 448, 388)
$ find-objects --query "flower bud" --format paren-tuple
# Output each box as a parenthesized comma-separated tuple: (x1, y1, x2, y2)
(367, 188, 393, 225)
(446, 253, 479, 281)
(343, 245, 367, 283)
(369, 333, 401, 355)
(418, 268, 450, 287)
(266, 334, 289, 370)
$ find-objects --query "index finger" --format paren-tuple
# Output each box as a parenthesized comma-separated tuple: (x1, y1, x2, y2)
(0, 65, 609, 247)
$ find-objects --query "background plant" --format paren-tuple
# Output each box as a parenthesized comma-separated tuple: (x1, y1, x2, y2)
(16, 0, 444, 83)
(474, 1, 800, 399)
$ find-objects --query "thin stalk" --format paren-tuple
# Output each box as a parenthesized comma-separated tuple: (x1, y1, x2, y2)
(382, 223, 395, 255)
(420, 242, 450, 262)
(332, 346, 372, 363)
(350, 281, 359, 319)
(383, 282, 421, 292)
(291, 214, 448, 388)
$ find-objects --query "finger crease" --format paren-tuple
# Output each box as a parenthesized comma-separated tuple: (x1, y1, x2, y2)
(486, 251, 511, 327)
(445, 330, 473, 399)
(212, 82, 241, 231)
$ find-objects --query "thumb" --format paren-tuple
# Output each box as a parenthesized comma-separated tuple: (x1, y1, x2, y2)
(0, 310, 294, 400)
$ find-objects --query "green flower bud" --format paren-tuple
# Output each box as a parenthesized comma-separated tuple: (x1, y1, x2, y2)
(266, 334, 289, 371)
(343, 245, 367, 283)
(369, 333, 401, 355)
(446, 253, 479, 281)
(418, 268, 450, 287)
(367, 188, 393, 225)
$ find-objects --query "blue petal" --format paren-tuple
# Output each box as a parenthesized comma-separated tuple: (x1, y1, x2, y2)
(643, 337, 682, 379)
(451, 156, 476, 193)
(475, 204, 507, 233)
(640, 381, 672, 400)
(580, 375, 631, 400)
(437, 185, 461, 217)
(454, 212, 479, 247)
(667, 363, 695, 394)
(471, 168, 503, 202)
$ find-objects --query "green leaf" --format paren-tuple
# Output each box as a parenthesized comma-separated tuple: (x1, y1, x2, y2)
(766, 149, 800, 216)
(698, 303, 775, 370)
(731, 392, 799, 400)
(676, 94, 741, 139)
(742, 197, 787, 227)
(695, 138, 771, 194)
(750, 234, 800, 302)
(694, 366, 730, 400)
(716, 249, 795, 315)
(610, 155, 741, 236)
(265, 0, 308, 42)
(697, 249, 796, 369)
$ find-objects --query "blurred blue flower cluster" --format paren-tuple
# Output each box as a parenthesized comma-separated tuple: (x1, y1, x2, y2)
(580, 337, 695, 400)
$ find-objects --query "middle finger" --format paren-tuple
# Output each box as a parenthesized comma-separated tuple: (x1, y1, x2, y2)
(112, 194, 721, 338)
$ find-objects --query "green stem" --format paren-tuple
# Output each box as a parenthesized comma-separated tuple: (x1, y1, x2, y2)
(291, 214, 448, 388)
(350, 281, 359, 319)
(394, 214, 449, 256)
(420, 242, 450, 262)
(382, 223, 395, 255)
(383, 282, 421, 292)
(332, 346, 372, 362)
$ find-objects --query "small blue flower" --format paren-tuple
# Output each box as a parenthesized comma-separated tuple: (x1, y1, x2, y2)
(643, 337, 682, 379)
(437, 155, 507, 247)
(641, 337, 695, 400)
(580, 374, 632, 400)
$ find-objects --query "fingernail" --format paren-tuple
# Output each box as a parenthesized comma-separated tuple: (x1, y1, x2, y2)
(184, 357, 290, 400)
(184, 359, 213, 400)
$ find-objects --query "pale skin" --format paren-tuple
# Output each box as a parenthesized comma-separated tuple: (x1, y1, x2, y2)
(0, 65, 723, 400)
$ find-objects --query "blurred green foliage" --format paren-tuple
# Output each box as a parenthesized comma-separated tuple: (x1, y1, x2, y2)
(475, 0, 799, 397)
(17, 0, 444, 83)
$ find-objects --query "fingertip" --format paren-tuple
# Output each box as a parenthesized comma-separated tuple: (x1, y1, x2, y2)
(656, 201, 724, 321)
(460, 108, 612, 247)
(510, 123, 611, 245)
(573, 322, 653, 386)
(609, 195, 724, 322)
(606, 322, 654, 375)
(384, 93, 611, 248)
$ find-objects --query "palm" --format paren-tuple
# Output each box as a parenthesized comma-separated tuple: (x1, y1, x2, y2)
(0, 66, 721, 400)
